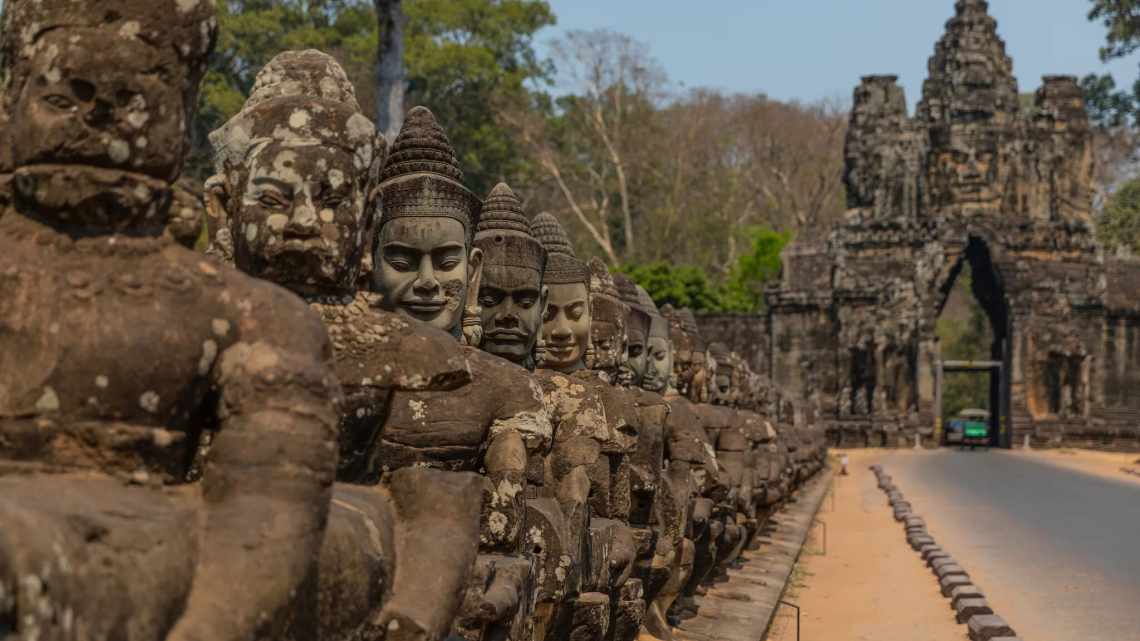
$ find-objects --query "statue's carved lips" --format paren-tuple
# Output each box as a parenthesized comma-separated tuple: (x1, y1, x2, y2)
(403, 300, 445, 314)
(487, 330, 527, 343)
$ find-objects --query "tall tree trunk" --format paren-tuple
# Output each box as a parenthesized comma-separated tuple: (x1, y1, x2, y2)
(374, 0, 407, 142)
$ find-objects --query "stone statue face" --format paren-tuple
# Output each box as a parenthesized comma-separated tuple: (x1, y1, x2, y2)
(626, 332, 648, 385)
(374, 217, 479, 333)
(713, 362, 733, 398)
(542, 282, 591, 370)
(10, 28, 185, 180)
(642, 318, 673, 393)
(590, 314, 627, 373)
(228, 141, 368, 294)
(478, 265, 547, 364)
(930, 127, 999, 207)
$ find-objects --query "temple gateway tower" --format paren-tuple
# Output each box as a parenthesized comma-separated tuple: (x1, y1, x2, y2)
(757, 0, 1140, 449)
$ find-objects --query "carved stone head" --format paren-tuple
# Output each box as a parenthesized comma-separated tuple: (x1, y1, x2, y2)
(708, 342, 734, 403)
(208, 50, 384, 296)
(928, 123, 1002, 212)
(532, 212, 591, 372)
(614, 274, 651, 385)
(1, 0, 216, 233)
(663, 306, 707, 400)
(639, 286, 673, 394)
(372, 106, 483, 336)
(586, 257, 629, 378)
(474, 182, 547, 367)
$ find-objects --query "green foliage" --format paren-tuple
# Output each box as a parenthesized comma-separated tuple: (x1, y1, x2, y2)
(1089, 0, 1140, 62)
(621, 227, 790, 313)
(1099, 176, 1140, 253)
(721, 227, 793, 312)
(192, 0, 554, 191)
(1080, 73, 1139, 128)
(191, 1, 376, 177)
(405, 0, 555, 196)
(1085, 2, 1140, 128)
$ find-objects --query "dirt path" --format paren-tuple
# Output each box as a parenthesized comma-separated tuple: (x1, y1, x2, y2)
(767, 450, 967, 641)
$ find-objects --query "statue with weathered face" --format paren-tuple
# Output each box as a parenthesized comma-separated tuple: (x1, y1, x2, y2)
(586, 257, 630, 382)
(532, 213, 593, 372)
(474, 183, 548, 368)
(366, 109, 553, 641)
(640, 287, 675, 395)
(0, 4, 347, 641)
(708, 342, 735, 405)
(211, 50, 485, 640)
(373, 106, 484, 342)
(614, 275, 652, 386)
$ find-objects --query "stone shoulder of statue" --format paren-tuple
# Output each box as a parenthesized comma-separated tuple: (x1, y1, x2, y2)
(533, 368, 610, 443)
(462, 345, 553, 451)
(0, 216, 340, 481)
(380, 347, 551, 466)
(662, 395, 717, 474)
(309, 290, 472, 391)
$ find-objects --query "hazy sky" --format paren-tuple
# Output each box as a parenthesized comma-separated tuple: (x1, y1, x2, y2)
(542, 0, 1139, 109)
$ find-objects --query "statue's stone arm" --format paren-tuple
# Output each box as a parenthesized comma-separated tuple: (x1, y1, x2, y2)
(170, 310, 341, 641)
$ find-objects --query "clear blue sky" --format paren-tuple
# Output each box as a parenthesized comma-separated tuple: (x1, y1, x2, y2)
(542, 0, 1139, 109)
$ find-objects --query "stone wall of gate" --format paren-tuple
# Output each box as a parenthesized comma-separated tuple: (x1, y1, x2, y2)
(765, 0, 1140, 450)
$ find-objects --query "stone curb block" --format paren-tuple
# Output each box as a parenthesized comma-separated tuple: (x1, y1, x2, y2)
(935, 564, 968, 581)
(926, 552, 952, 567)
(955, 598, 994, 624)
(950, 584, 986, 609)
(930, 557, 957, 572)
(967, 614, 1016, 641)
(940, 573, 972, 596)
(909, 535, 935, 550)
(919, 544, 943, 560)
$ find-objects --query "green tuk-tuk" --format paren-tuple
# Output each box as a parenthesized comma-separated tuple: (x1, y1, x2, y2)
(958, 408, 990, 449)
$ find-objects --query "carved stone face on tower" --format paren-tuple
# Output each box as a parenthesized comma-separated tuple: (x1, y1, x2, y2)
(587, 257, 629, 376)
(532, 212, 592, 371)
(639, 286, 673, 394)
(929, 124, 1001, 210)
(209, 53, 383, 295)
(2, 0, 216, 232)
(373, 106, 483, 335)
(474, 183, 548, 366)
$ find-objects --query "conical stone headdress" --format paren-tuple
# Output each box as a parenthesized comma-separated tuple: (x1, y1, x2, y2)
(531, 212, 589, 286)
(475, 183, 546, 278)
(379, 106, 481, 241)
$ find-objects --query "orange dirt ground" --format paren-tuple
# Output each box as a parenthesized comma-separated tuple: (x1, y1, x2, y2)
(766, 450, 967, 641)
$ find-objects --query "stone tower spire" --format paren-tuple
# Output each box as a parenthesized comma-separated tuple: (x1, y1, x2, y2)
(916, 0, 1019, 127)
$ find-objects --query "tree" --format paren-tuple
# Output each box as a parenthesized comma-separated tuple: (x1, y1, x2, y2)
(1099, 176, 1140, 253)
(721, 227, 793, 312)
(193, 0, 553, 193)
(404, 0, 555, 196)
(374, 0, 407, 140)
(501, 30, 663, 265)
(194, 1, 377, 177)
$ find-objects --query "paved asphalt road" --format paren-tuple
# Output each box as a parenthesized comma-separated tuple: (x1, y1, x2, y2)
(875, 450, 1140, 641)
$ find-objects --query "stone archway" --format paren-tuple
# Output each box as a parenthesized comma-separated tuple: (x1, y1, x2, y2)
(930, 236, 1012, 447)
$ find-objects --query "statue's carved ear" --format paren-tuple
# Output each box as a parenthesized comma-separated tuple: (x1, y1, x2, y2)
(203, 174, 231, 236)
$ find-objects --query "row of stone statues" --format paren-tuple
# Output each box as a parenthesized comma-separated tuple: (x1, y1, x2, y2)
(0, 2, 825, 641)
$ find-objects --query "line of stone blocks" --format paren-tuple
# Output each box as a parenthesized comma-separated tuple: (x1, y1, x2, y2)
(870, 465, 1021, 641)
